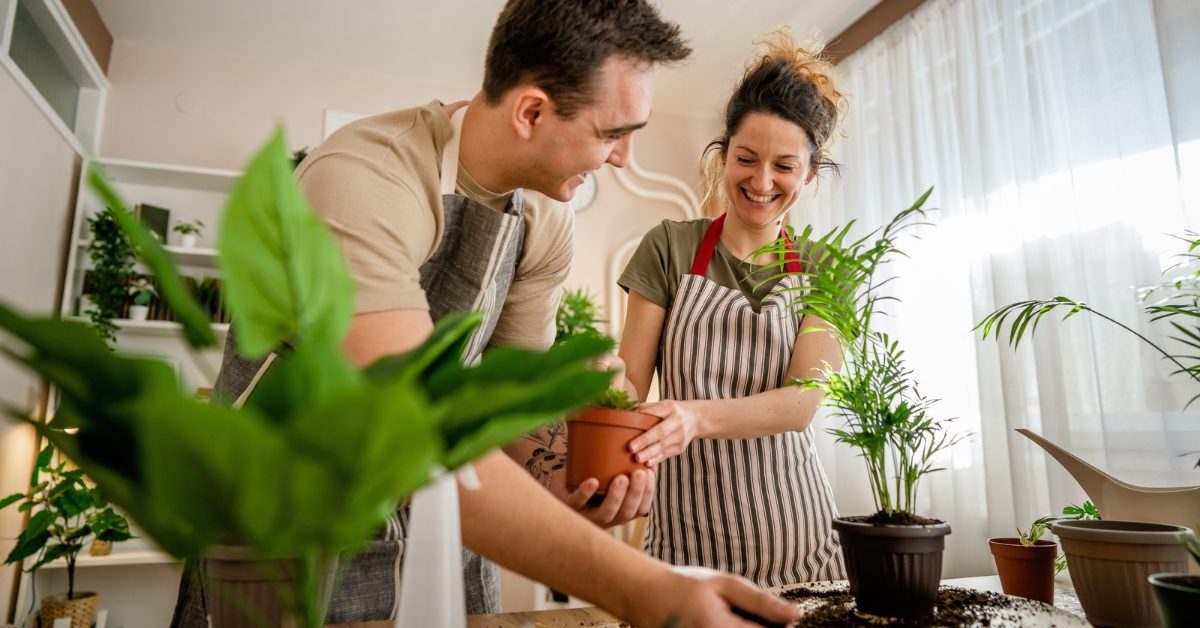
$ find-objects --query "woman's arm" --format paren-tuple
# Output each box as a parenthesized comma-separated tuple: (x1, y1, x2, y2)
(629, 314, 841, 467)
(616, 290, 667, 402)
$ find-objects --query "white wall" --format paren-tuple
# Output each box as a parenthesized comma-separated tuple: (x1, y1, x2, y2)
(0, 63, 80, 621)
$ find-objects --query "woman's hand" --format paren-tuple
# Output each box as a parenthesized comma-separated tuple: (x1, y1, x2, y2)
(593, 353, 627, 390)
(629, 400, 706, 467)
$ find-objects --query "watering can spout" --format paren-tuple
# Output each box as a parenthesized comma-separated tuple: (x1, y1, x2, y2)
(1016, 428, 1200, 538)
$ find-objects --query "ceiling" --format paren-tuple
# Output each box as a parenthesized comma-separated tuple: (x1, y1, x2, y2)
(91, 0, 879, 118)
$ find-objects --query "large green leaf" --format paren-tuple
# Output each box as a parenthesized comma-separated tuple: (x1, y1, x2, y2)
(218, 128, 354, 358)
(87, 167, 217, 349)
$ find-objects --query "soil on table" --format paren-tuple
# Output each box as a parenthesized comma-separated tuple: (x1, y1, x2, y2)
(780, 584, 1063, 627)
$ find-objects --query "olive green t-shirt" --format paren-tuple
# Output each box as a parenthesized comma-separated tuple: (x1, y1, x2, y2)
(618, 218, 788, 312)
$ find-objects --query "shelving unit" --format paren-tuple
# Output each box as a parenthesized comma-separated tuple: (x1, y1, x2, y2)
(10, 157, 243, 628)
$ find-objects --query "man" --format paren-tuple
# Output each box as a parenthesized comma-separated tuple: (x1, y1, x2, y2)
(174, 1, 803, 626)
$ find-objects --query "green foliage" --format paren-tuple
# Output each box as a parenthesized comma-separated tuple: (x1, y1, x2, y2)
(555, 288, 606, 344)
(0, 444, 132, 599)
(172, 219, 205, 236)
(976, 232, 1200, 410)
(1180, 531, 1200, 567)
(594, 387, 639, 411)
(1017, 501, 1100, 573)
(0, 128, 611, 627)
(84, 210, 134, 346)
(753, 187, 966, 519)
(128, 277, 156, 307)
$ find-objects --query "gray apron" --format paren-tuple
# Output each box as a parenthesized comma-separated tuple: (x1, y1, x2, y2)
(171, 106, 523, 625)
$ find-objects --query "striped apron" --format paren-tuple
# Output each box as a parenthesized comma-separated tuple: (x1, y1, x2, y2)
(171, 106, 522, 625)
(643, 214, 846, 587)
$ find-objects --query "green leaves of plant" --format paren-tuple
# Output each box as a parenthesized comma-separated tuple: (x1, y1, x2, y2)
(218, 127, 353, 358)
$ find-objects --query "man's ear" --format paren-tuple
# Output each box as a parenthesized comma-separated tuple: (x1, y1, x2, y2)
(510, 87, 552, 141)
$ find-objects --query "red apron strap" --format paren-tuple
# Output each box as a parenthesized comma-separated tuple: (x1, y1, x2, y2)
(689, 213, 803, 276)
(689, 214, 725, 276)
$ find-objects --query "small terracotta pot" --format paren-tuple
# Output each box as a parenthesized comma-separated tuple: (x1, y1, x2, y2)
(833, 516, 951, 618)
(1054, 519, 1191, 628)
(566, 406, 658, 494)
(988, 537, 1057, 604)
(1148, 573, 1200, 628)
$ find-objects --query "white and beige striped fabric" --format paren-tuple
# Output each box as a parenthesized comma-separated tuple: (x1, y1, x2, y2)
(643, 217, 845, 587)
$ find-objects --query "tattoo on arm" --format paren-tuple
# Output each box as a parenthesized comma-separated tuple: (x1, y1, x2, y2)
(522, 421, 567, 489)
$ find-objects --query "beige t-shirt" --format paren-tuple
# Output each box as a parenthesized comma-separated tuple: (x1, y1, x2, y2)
(296, 100, 573, 350)
(619, 218, 788, 312)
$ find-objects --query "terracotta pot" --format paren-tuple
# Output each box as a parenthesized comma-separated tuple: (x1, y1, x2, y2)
(1148, 573, 1200, 628)
(988, 537, 1057, 604)
(1053, 520, 1191, 627)
(40, 592, 99, 628)
(205, 545, 339, 628)
(832, 516, 951, 617)
(566, 406, 658, 494)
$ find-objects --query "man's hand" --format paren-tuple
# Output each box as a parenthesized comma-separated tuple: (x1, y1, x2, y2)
(644, 567, 802, 628)
(549, 467, 655, 529)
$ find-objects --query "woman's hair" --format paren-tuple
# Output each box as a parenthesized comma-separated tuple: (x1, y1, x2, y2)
(699, 28, 847, 216)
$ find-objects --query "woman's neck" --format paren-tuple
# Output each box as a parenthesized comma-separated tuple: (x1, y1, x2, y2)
(719, 214, 784, 265)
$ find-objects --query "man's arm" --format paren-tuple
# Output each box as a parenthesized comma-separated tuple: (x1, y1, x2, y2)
(345, 309, 800, 628)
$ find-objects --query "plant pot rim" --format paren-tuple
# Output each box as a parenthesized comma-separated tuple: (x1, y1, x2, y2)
(988, 537, 1056, 547)
(569, 406, 659, 431)
(1148, 572, 1200, 594)
(833, 516, 950, 537)
(1051, 519, 1191, 544)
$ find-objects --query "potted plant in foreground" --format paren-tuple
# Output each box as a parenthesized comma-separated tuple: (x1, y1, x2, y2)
(172, 219, 205, 248)
(757, 187, 967, 618)
(988, 502, 1100, 604)
(554, 289, 659, 495)
(1, 444, 132, 628)
(0, 130, 613, 627)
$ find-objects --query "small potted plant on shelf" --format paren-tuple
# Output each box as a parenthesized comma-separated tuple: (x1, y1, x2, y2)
(989, 501, 1100, 604)
(757, 187, 967, 618)
(83, 209, 134, 346)
(0, 444, 132, 628)
(172, 219, 205, 249)
(0, 130, 612, 628)
(126, 277, 156, 321)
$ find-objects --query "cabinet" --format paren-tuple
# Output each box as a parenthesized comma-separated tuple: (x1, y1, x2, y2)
(12, 158, 240, 628)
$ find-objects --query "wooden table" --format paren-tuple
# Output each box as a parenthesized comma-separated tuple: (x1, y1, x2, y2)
(334, 575, 1084, 627)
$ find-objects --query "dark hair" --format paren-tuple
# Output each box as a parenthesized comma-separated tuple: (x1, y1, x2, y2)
(699, 29, 846, 215)
(483, 0, 691, 118)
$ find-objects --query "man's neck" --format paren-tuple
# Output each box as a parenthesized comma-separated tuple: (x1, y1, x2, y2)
(457, 95, 518, 194)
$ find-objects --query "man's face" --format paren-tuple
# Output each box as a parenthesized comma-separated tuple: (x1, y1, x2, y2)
(530, 56, 655, 202)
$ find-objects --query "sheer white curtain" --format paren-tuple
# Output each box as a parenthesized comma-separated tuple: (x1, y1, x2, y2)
(798, 0, 1200, 577)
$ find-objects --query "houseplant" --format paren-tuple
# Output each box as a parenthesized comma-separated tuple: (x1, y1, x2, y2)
(755, 187, 967, 617)
(988, 501, 1100, 604)
(172, 219, 205, 248)
(556, 287, 606, 343)
(1, 444, 132, 628)
(83, 209, 134, 346)
(126, 277, 156, 321)
(1148, 533, 1199, 627)
(0, 129, 613, 627)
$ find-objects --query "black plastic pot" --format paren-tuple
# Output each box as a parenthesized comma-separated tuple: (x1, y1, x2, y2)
(832, 516, 951, 617)
(1149, 573, 1200, 628)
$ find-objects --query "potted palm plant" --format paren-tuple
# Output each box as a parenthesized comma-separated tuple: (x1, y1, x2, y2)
(0, 130, 613, 627)
(756, 187, 966, 617)
(0, 444, 132, 628)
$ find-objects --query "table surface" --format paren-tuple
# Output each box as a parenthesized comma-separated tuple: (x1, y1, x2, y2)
(330, 575, 1085, 628)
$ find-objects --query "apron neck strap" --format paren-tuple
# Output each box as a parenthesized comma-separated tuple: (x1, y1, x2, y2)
(689, 213, 803, 277)
(440, 106, 467, 196)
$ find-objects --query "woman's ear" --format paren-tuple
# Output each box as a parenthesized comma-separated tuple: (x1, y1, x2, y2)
(510, 87, 551, 141)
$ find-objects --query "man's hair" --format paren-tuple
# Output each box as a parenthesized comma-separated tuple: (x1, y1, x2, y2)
(483, 0, 691, 118)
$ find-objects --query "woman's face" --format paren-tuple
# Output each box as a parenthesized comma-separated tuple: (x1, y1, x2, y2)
(721, 112, 815, 230)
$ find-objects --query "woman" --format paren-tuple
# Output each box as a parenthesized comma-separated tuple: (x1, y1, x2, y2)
(615, 29, 847, 587)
